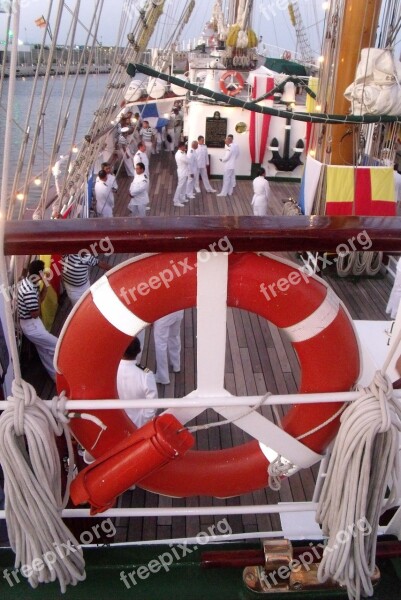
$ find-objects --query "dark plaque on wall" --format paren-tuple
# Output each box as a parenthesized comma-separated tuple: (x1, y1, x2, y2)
(205, 113, 227, 148)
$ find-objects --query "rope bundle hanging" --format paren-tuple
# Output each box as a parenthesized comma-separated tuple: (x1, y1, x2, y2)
(336, 251, 384, 277)
(316, 371, 401, 600)
(0, 381, 86, 592)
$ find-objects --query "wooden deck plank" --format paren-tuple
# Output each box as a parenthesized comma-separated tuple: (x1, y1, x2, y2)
(240, 311, 263, 373)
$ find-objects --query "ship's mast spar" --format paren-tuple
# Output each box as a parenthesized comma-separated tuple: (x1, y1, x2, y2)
(316, 0, 382, 165)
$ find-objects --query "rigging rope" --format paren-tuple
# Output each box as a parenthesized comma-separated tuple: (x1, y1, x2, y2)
(39, 0, 105, 219)
(129, 62, 401, 124)
(55, 0, 172, 214)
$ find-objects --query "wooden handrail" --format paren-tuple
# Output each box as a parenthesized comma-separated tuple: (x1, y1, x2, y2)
(4, 215, 401, 255)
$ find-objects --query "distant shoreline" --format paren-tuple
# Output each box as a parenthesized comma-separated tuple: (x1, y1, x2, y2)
(2, 65, 112, 78)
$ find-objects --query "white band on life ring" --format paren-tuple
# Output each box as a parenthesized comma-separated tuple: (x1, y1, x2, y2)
(283, 287, 340, 343)
(91, 275, 149, 336)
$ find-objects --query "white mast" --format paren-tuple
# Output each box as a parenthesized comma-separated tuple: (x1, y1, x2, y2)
(0, 0, 20, 393)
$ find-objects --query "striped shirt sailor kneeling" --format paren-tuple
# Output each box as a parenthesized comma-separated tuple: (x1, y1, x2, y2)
(17, 259, 58, 381)
(62, 253, 110, 306)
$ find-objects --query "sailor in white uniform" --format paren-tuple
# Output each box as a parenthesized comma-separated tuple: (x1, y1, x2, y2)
(94, 169, 114, 217)
(139, 120, 155, 157)
(195, 136, 216, 193)
(186, 140, 198, 199)
(251, 167, 270, 216)
(133, 142, 149, 176)
(173, 142, 189, 207)
(118, 128, 136, 177)
(117, 337, 157, 428)
(128, 163, 149, 217)
(172, 107, 183, 148)
(52, 154, 69, 196)
(96, 162, 118, 194)
(153, 310, 184, 385)
(217, 135, 240, 197)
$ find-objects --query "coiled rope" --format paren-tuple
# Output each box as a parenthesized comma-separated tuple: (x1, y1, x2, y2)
(316, 370, 401, 599)
(0, 382, 86, 592)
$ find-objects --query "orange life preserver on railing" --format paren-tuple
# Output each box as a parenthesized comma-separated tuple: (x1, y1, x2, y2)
(219, 70, 245, 96)
(56, 252, 360, 508)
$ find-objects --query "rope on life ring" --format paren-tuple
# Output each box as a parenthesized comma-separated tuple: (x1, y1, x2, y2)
(283, 50, 292, 60)
(56, 252, 360, 509)
(219, 70, 245, 96)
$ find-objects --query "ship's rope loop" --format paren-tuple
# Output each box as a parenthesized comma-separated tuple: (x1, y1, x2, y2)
(352, 251, 370, 276)
(267, 403, 347, 490)
(0, 380, 86, 592)
(316, 369, 401, 600)
(364, 251, 383, 276)
(336, 251, 356, 277)
(181, 392, 271, 433)
(337, 251, 383, 277)
(268, 455, 295, 491)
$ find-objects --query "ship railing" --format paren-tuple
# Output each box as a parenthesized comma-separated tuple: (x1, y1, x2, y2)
(1, 214, 401, 543)
(0, 392, 400, 543)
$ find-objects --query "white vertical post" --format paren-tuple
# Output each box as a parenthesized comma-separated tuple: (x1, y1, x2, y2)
(166, 252, 230, 425)
(195, 252, 229, 394)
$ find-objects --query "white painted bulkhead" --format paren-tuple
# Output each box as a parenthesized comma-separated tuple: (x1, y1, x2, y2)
(185, 99, 307, 179)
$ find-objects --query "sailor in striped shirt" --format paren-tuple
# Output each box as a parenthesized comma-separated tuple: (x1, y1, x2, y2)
(62, 253, 110, 306)
(139, 120, 155, 157)
(17, 259, 58, 381)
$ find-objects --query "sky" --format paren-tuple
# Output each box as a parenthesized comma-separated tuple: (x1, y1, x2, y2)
(0, 0, 326, 58)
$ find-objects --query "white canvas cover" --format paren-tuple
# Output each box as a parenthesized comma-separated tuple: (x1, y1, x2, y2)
(344, 48, 401, 115)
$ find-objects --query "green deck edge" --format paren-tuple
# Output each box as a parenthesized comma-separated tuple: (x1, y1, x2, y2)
(0, 543, 400, 599)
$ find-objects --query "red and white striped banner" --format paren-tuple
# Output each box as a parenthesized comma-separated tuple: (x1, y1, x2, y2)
(249, 76, 274, 164)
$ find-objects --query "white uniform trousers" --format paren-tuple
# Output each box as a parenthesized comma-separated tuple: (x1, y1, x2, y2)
(98, 204, 113, 218)
(195, 167, 214, 192)
(173, 175, 188, 204)
(129, 204, 147, 217)
(119, 148, 136, 177)
(153, 310, 184, 384)
(252, 194, 268, 216)
(63, 280, 90, 305)
(20, 318, 57, 381)
(186, 174, 196, 197)
(252, 202, 268, 216)
(143, 141, 153, 158)
(220, 169, 235, 196)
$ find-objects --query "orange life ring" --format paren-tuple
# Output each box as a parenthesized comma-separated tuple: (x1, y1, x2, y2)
(56, 252, 360, 504)
(219, 70, 245, 96)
